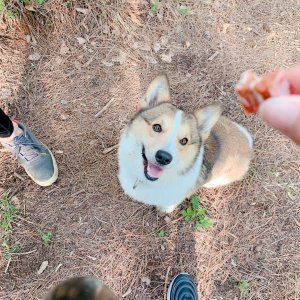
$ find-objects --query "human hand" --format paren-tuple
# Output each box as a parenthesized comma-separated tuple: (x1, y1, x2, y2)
(258, 64, 300, 145)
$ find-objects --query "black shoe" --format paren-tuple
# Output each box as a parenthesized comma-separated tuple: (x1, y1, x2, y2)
(167, 273, 199, 300)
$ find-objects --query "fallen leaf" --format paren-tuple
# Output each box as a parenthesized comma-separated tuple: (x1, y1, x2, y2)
(75, 7, 88, 14)
(91, 41, 98, 47)
(164, 216, 171, 223)
(89, 139, 98, 146)
(160, 52, 173, 63)
(25, 35, 31, 43)
(185, 41, 191, 48)
(28, 52, 41, 61)
(60, 41, 69, 55)
(132, 42, 151, 51)
(160, 36, 169, 46)
(141, 276, 151, 286)
(122, 288, 132, 298)
(102, 61, 114, 67)
(76, 37, 87, 45)
(143, 55, 157, 64)
(267, 32, 276, 40)
(153, 42, 161, 52)
(74, 61, 82, 70)
(60, 99, 69, 106)
(25, 4, 36, 12)
(60, 113, 69, 121)
(111, 51, 127, 64)
(37, 261, 49, 275)
(222, 23, 230, 33)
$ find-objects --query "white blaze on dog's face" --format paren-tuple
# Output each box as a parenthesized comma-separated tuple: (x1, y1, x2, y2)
(128, 75, 222, 182)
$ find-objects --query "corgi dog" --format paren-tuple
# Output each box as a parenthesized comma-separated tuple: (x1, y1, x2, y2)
(118, 75, 253, 214)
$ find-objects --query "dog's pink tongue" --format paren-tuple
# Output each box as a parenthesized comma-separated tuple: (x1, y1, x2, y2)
(147, 162, 163, 178)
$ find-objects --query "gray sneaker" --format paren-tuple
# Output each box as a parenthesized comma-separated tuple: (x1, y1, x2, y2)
(1, 121, 58, 186)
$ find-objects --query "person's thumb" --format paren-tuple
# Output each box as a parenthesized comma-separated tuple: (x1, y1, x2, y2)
(258, 96, 300, 145)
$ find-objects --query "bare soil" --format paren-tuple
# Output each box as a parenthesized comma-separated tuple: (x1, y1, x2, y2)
(0, 1, 300, 299)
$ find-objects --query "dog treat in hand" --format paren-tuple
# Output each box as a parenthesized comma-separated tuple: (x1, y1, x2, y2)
(235, 70, 291, 113)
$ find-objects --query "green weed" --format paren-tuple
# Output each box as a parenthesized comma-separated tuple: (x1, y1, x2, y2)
(151, 1, 160, 12)
(17, 0, 32, 4)
(6, 9, 18, 19)
(158, 229, 165, 237)
(179, 5, 190, 15)
(0, 0, 4, 11)
(181, 195, 214, 230)
(0, 193, 20, 258)
(39, 230, 53, 246)
(238, 280, 248, 294)
(37, 0, 45, 5)
(63, 1, 71, 8)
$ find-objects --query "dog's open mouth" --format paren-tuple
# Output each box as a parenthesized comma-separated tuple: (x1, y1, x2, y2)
(142, 146, 164, 181)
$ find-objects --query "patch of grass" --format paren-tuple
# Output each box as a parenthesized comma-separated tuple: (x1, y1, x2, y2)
(238, 280, 248, 294)
(1, 193, 20, 258)
(0, 0, 4, 11)
(17, 0, 32, 4)
(179, 5, 190, 15)
(39, 230, 53, 246)
(63, 1, 71, 8)
(6, 9, 19, 19)
(151, 1, 160, 12)
(37, 0, 45, 5)
(158, 229, 165, 237)
(181, 195, 214, 230)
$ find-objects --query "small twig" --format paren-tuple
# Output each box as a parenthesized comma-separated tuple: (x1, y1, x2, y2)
(16, 215, 39, 227)
(94, 216, 109, 224)
(208, 51, 219, 61)
(71, 189, 85, 197)
(4, 256, 12, 274)
(102, 144, 118, 154)
(11, 249, 37, 255)
(14, 172, 25, 181)
(55, 263, 63, 272)
(163, 266, 171, 300)
(293, 217, 300, 227)
(95, 98, 114, 118)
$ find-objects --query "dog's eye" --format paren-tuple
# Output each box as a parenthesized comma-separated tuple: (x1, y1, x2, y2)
(153, 124, 162, 132)
(180, 138, 188, 145)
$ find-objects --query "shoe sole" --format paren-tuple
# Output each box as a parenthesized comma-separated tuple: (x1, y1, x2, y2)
(26, 145, 58, 187)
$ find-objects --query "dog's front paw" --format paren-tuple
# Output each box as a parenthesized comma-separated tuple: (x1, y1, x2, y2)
(157, 204, 176, 216)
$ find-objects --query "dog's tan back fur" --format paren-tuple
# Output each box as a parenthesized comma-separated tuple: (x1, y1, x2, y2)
(202, 116, 252, 188)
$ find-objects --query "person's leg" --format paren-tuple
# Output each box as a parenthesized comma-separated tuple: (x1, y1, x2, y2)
(0, 108, 58, 186)
(0, 108, 14, 138)
(167, 273, 199, 300)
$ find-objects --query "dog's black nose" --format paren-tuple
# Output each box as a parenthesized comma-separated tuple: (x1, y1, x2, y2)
(155, 150, 172, 165)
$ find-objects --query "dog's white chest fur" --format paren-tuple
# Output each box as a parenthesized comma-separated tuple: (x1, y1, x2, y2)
(118, 129, 204, 213)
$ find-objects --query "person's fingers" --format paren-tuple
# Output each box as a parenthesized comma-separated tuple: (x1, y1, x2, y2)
(282, 64, 300, 94)
(258, 96, 300, 145)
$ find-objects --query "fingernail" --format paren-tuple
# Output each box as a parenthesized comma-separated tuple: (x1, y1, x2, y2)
(259, 98, 300, 132)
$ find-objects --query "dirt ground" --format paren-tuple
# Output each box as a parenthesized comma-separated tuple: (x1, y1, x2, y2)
(0, 1, 300, 299)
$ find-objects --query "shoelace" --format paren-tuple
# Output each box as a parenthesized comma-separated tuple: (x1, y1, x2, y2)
(9, 134, 41, 162)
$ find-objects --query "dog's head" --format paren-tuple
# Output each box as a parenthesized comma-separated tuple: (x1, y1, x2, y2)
(127, 75, 222, 182)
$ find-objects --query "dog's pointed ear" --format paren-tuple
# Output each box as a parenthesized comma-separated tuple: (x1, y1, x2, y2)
(141, 75, 171, 108)
(194, 104, 222, 139)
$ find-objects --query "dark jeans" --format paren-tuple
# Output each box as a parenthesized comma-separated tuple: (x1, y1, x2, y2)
(0, 108, 14, 138)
